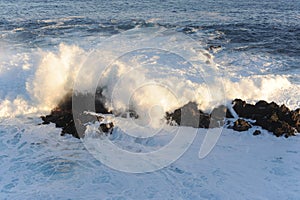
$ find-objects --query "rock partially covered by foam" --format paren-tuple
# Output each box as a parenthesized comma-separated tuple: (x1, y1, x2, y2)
(99, 122, 114, 134)
(41, 89, 112, 138)
(166, 99, 299, 138)
(166, 102, 209, 128)
(232, 99, 298, 137)
(231, 119, 252, 132)
(41, 90, 299, 139)
(165, 103, 233, 128)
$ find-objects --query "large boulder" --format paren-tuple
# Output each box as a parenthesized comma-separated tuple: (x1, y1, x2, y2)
(166, 103, 233, 128)
(166, 102, 207, 128)
(232, 99, 255, 119)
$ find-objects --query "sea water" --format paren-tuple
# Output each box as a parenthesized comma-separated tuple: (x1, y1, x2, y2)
(0, 0, 299, 199)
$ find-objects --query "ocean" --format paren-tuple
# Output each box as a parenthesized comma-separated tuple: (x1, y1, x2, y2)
(0, 0, 299, 199)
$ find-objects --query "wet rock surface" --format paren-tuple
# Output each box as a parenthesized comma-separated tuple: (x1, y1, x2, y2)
(231, 119, 252, 132)
(166, 103, 234, 128)
(232, 99, 298, 137)
(253, 130, 262, 136)
(41, 92, 299, 139)
(166, 99, 299, 138)
(41, 89, 111, 138)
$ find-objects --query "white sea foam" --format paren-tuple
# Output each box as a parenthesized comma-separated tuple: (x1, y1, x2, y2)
(0, 30, 299, 119)
(0, 3, 300, 199)
(27, 43, 86, 111)
(0, 97, 37, 117)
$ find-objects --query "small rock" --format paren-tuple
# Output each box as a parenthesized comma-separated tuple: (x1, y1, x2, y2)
(208, 45, 221, 51)
(99, 122, 114, 134)
(232, 119, 252, 132)
(253, 130, 261, 136)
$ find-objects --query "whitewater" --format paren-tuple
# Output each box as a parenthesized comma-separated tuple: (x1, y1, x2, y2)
(0, 0, 300, 199)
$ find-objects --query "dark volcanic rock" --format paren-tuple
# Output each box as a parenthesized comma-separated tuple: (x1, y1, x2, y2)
(232, 99, 255, 119)
(232, 119, 252, 132)
(253, 130, 261, 136)
(232, 99, 298, 137)
(210, 105, 234, 128)
(166, 103, 233, 128)
(41, 88, 111, 138)
(291, 108, 300, 132)
(274, 122, 296, 138)
(211, 105, 234, 119)
(42, 91, 299, 139)
(166, 102, 206, 128)
(208, 45, 221, 51)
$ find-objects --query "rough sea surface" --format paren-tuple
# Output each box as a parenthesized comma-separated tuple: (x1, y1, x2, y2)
(0, 0, 299, 199)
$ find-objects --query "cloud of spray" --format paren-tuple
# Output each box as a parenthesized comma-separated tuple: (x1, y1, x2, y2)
(27, 43, 86, 110)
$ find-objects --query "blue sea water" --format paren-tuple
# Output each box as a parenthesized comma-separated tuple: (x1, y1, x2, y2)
(1, 0, 299, 78)
(0, 0, 300, 199)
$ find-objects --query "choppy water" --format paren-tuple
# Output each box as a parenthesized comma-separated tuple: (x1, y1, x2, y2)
(1, 0, 299, 77)
(0, 0, 300, 199)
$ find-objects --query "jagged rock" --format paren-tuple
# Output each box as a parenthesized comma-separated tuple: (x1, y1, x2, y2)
(291, 108, 300, 132)
(232, 99, 255, 119)
(166, 102, 205, 128)
(274, 122, 296, 138)
(41, 88, 111, 138)
(253, 130, 261, 136)
(211, 105, 234, 119)
(42, 92, 300, 139)
(232, 119, 252, 132)
(166, 103, 234, 128)
(232, 99, 299, 137)
(254, 100, 279, 119)
(199, 113, 211, 128)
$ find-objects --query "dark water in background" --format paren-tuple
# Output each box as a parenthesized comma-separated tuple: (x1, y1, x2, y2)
(0, 0, 299, 76)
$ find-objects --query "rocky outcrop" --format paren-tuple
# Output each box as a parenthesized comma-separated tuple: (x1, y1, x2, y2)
(232, 99, 298, 137)
(166, 103, 233, 128)
(41, 89, 112, 138)
(166, 99, 299, 138)
(41, 91, 299, 139)
(165, 102, 210, 128)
